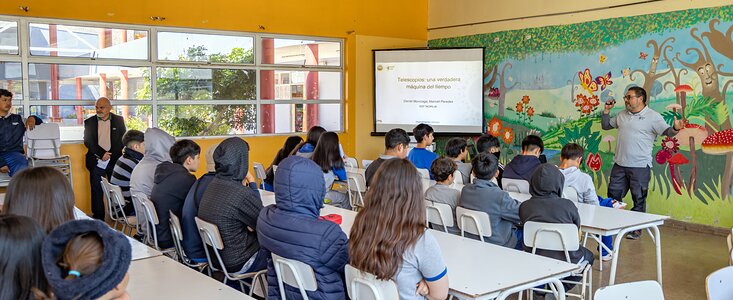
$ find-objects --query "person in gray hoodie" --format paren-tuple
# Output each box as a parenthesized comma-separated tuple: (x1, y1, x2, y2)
(459, 152, 521, 248)
(129, 128, 176, 198)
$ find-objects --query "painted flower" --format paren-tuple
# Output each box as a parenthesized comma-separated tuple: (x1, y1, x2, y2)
(515, 102, 524, 113)
(526, 106, 535, 117)
(581, 104, 593, 115)
(522, 95, 531, 104)
(588, 95, 600, 107)
(487, 116, 503, 136)
(575, 94, 588, 107)
(661, 136, 680, 153)
(586, 152, 602, 172)
(501, 127, 515, 144)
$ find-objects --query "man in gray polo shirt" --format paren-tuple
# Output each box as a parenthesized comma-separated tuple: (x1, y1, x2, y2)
(602, 86, 683, 239)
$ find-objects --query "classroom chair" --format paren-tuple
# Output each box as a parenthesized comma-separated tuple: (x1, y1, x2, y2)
(362, 160, 373, 169)
(502, 178, 530, 194)
(417, 168, 430, 179)
(425, 200, 454, 233)
(707, 266, 733, 300)
(452, 170, 464, 185)
(253, 162, 266, 189)
(26, 122, 72, 182)
(130, 193, 148, 239)
(523, 221, 592, 300)
(345, 157, 358, 168)
(594, 280, 664, 300)
(136, 194, 175, 256)
(272, 165, 278, 175)
(562, 186, 579, 202)
(0, 172, 9, 187)
(272, 253, 318, 300)
(169, 211, 209, 275)
(345, 264, 399, 300)
(194, 217, 267, 296)
(456, 206, 492, 242)
(346, 171, 367, 210)
(103, 180, 138, 236)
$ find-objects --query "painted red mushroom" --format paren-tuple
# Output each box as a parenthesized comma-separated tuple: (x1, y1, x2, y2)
(667, 153, 689, 195)
(674, 84, 693, 122)
(675, 124, 708, 195)
(702, 129, 733, 200)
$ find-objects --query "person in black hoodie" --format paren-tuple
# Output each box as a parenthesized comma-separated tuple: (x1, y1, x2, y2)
(503, 135, 544, 182)
(198, 137, 265, 275)
(519, 163, 594, 292)
(150, 139, 200, 249)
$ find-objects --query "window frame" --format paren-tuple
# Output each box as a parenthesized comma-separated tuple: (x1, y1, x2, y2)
(0, 15, 344, 141)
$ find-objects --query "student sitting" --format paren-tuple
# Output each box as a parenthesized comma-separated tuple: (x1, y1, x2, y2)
(0, 88, 42, 177)
(40, 220, 132, 300)
(181, 144, 218, 263)
(111, 129, 145, 215)
(264, 136, 302, 191)
(292, 126, 326, 159)
(257, 156, 349, 299)
(476, 134, 504, 187)
(3, 166, 75, 233)
(312, 132, 350, 209)
(407, 123, 438, 177)
(444, 137, 472, 184)
(365, 128, 410, 187)
(150, 139, 200, 249)
(130, 128, 176, 198)
(519, 164, 595, 291)
(198, 137, 265, 275)
(503, 135, 544, 182)
(0, 215, 48, 299)
(559, 143, 618, 261)
(350, 158, 449, 300)
(425, 157, 461, 234)
(459, 152, 521, 248)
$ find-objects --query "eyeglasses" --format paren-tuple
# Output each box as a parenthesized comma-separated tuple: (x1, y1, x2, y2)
(623, 95, 638, 100)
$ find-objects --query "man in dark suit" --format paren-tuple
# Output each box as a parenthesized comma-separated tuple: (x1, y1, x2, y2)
(84, 97, 126, 220)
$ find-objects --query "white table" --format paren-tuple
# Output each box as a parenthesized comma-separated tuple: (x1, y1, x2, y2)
(129, 236, 163, 261)
(128, 256, 254, 300)
(259, 189, 576, 299)
(507, 191, 668, 286)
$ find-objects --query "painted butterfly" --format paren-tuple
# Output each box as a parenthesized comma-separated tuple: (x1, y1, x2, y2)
(578, 68, 599, 94)
(595, 72, 613, 91)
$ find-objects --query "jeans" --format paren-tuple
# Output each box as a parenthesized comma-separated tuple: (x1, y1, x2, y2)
(89, 166, 111, 220)
(607, 164, 651, 213)
(0, 151, 28, 176)
(598, 197, 615, 256)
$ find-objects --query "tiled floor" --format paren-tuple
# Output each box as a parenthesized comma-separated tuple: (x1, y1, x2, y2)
(577, 226, 726, 299)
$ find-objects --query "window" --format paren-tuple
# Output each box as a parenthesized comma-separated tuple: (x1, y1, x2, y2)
(5, 17, 343, 140)
(0, 20, 18, 55)
(157, 32, 254, 64)
(28, 23, 148, 60)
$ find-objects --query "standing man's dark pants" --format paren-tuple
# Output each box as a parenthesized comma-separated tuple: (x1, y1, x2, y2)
(89, 166, 113, 220)
(607, 163, 651, 212)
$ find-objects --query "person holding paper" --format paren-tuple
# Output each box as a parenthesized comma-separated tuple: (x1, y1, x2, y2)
(84, 97, 126, 220)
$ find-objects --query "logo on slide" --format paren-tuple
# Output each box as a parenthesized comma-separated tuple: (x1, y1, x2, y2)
(377, 65, 383, 71)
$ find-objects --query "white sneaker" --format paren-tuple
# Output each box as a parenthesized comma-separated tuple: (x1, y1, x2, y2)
(602, 254, 613, 261)
(612, 201, 628, 209)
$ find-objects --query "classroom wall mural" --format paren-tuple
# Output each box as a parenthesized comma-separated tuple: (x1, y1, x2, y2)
(429, 5, 733, 227)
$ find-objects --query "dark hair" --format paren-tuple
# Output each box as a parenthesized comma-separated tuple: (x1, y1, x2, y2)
(0, 215, 48, 300)
(121, 130, 144, 147)
(628, 86, 647, 104)
(312, 132, 344, 172)
(3, 167, 74, 233)
(476, 134, 500, 153)
(561, 143, 584, 160)
(521, 135, 544, 154)
(0, 88, 12, 98)
(291, 126, 326, 155)
(445, 137, 467, 158)
(385, 128, 410, 150)
(412, 123, 434, 143)
(271, 136, 303, 167)
(471, 152, 499, 180)
(349, 159, 426, 280)
(431, 156, 457, 182)
(170, 139, 200, 165)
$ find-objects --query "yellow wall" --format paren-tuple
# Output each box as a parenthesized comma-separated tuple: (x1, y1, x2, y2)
(428, 0, 732, 39)
(0, 0, 428, 213)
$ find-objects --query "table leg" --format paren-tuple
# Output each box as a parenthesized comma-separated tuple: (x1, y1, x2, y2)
(609, 224, 663, 286)
(651, 225, 663, 285)
(495, 277, 568, 300)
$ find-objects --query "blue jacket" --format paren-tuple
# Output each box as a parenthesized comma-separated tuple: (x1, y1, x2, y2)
(181, 172, 215, 262)
(503, 155, 542, 182)
(257, 156, 349, 300)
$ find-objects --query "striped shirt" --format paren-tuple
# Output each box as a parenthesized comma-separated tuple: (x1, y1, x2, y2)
(111, 147, 144, 205)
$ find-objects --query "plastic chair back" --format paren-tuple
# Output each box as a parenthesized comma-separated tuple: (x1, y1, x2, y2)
(26, 123, 61, 158)
(345, 157, 358, 168)
(501, 178, 530, 194)
(194, 217, 225, 250)
(416, 168, 430, 179)
(362, 160, 373, 169)
(253, 162, 266, 188)
(595, 280, 664, 300)
(452, 170, 464, 184)
(272, 253, 317, 299)
(456, 206, 492, 241)
(563, 186, 579, 202)
(524, 221, 580, 262)
(707, 266, 733, 300)
(345, 264, 399, 300)
(425, 200, 455, 231)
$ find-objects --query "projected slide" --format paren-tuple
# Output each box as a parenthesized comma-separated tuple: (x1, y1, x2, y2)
(374, 48, 484, 134)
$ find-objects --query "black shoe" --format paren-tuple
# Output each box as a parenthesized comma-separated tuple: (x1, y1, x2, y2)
(625, 230, 641, 240)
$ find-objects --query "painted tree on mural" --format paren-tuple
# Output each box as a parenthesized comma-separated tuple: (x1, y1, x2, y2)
(495, 63, 517, 117)
(631, 37, 675, 99)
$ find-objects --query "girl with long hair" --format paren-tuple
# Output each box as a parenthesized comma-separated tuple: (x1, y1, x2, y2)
(3, 166, 75, 233)
(0, 215, 49, 300)
(291, 126, 326, 159)
(311, 132, 349, 209)
(264, 135, 303, 191)
(349, 159, 449, 299)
